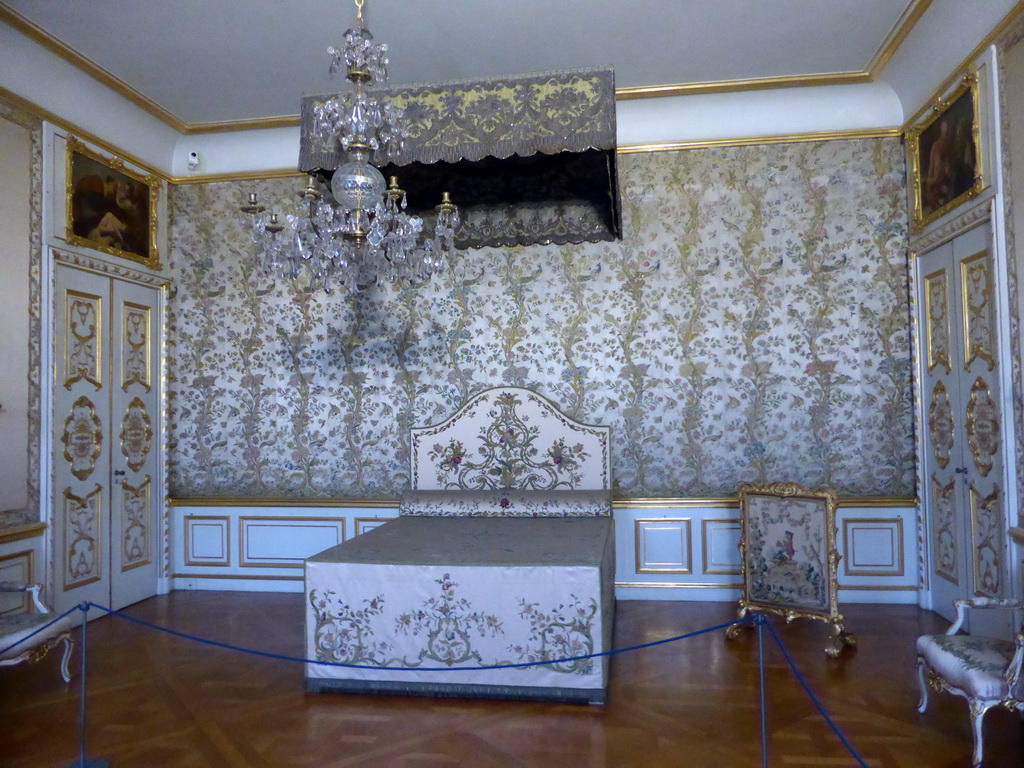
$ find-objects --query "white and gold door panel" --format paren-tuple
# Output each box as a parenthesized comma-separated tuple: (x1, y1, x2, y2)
(54, 261, 162, 613)
(917, 223, 1006, 624)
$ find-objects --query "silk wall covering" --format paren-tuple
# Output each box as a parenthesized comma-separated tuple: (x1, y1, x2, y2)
(167, 138, 911, 499)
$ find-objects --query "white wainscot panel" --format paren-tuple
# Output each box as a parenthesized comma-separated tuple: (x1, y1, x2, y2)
(837, 505, 918, 604)
(240, 517, 344, 568)
(183, 515, 230, 566)
(702, 518, 742, 575)
(843, 518, 903, 576)
(635, 518, 692, 573)
(171, 504, 399, 593)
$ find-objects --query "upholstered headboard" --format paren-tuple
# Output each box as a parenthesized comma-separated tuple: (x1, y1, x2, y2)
(403, 388, 611, 517)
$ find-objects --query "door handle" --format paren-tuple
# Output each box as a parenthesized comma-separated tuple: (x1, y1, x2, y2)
(113, 469, 126, 476)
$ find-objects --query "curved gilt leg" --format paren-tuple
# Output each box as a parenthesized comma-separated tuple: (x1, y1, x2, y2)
(59, 633, 74, 683)
(725, 606, 750, 640)
(916, 657, 929, 713)
(969, 698, 991, 768)
(825, 622, 855, 657)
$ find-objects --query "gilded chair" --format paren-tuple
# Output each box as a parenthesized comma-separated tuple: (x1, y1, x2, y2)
(917, 597, 1024, 767)
(0, 582, 76, 682)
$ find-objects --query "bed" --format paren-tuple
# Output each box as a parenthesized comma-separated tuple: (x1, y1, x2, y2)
(304, 387, 615, 703)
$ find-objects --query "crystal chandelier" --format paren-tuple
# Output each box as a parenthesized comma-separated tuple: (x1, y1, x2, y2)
(241, 0, 460, 293)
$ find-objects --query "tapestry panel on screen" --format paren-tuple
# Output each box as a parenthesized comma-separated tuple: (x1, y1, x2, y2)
(166, 138, 911, 498)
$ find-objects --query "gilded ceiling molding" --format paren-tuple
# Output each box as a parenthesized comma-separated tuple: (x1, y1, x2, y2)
(0, 86, 168, 180)
(0, 3, 188, 132)
(618, 127, 901, 155)
(171, 128, 905, 186)
(902, 0, 1024, 131)
(616, 70, 870, 101)
(0, 0, 958, 136)
(866, 0, 934, 77)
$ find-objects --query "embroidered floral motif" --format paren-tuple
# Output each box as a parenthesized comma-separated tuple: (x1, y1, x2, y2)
(508, 595, 598, 675)
(395, 573, 504, 667)
(309, 589, 393, 666)
(429, 392, 591, 490)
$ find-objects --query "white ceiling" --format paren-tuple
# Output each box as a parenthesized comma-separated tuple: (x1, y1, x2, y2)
(1, 0, 921, 128)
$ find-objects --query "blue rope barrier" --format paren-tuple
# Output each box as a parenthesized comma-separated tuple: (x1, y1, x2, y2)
(85, 601, 751, 671)
(30, 601, 867, 766)
(764, 619, 869, 768)
(0, 603, 81, 656)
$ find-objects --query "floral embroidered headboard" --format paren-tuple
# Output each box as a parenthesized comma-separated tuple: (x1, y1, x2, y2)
(403, 388, 611, 517)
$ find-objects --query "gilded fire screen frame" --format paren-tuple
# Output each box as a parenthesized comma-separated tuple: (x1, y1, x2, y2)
(65, 137, 161, 270)
(726, 481, 854, 656)
(907, 73, 983, 232)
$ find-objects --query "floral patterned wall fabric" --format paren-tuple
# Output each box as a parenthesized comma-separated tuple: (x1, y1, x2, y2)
(167, 138, 911, 499)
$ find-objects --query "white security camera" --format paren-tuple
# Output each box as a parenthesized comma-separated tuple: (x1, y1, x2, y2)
(187, 151, 200, 171)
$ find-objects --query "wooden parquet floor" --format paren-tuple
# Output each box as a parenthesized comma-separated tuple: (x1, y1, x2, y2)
(2, 593, 1023, 767)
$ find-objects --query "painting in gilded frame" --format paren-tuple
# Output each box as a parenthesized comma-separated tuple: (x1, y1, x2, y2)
(907, 74, 983, 231)
(726, 481, 854, 656)
(66, 137, 160, 269)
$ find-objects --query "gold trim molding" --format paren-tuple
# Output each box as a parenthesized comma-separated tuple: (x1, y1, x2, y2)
(168, 495, 917, 509)
(618, 128, 901, 155)
(615, 581, 742, 590)
(0, 522, 46, 544)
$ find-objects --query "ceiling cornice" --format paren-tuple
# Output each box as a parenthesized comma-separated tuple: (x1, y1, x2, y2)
(0, 84, 168, 179)
(2, 0, 937, 136)
(901, 0, 1024, 131)
(615, 70, 871, 101)
(866, 0, 933, 77)
(0, 2, 191, 133)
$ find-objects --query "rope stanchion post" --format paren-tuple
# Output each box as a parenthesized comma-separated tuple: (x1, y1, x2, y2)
(65, 602, 110, 768)
(756, 614, 767, 768)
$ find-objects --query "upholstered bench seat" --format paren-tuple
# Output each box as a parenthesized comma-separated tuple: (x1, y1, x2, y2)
(917, 632, 1019, 700)
(0, 583, 76, 683)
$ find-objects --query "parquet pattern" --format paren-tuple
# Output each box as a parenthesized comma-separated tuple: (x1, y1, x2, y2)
(2, 594, 1023, 767)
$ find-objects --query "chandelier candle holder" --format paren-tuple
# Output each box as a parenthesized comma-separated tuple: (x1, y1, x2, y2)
(241, 0, 460, 293)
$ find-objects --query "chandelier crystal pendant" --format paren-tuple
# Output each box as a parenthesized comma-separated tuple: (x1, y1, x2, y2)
(241, 0, 460, 293)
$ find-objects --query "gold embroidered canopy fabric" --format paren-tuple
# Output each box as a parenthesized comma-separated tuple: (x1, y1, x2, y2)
(299, 67, 621, 248)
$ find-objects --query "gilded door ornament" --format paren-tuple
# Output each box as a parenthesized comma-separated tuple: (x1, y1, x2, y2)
(969, 482, 1003, 597)
(63, 484, 102, 589)
(120, 475, 151, 571)
(965, 377, 999, 477)
(932, 474, 958, 585)
(61, 396, 104, 480)
(64, 290, 102, 389)
(924, 269, 952, 374)
(122, 302, 151, 392)
(927, 381, 955, 469)
(119, 397, 153, 472)
(960, 251, 996, 371)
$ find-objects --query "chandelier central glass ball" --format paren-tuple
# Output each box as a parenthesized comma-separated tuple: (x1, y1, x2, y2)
(331, 153, 386, 215)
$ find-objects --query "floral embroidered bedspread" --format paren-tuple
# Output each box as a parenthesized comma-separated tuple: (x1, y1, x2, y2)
(305, 516, 614, 695)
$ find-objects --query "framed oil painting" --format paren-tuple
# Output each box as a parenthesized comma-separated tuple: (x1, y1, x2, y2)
(725, 481, 854, 656)
(66, 137, 160, 269)
(908, 73, 983, 232)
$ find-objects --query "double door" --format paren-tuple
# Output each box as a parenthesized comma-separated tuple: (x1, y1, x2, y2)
(53, 262, 162, 613)
(917, 223, 1007, 624)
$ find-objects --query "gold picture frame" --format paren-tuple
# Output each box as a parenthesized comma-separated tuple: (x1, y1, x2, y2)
(66, 137, 160, 269)
(907, 73, 983, 232)
(725, 481, 854, 656)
